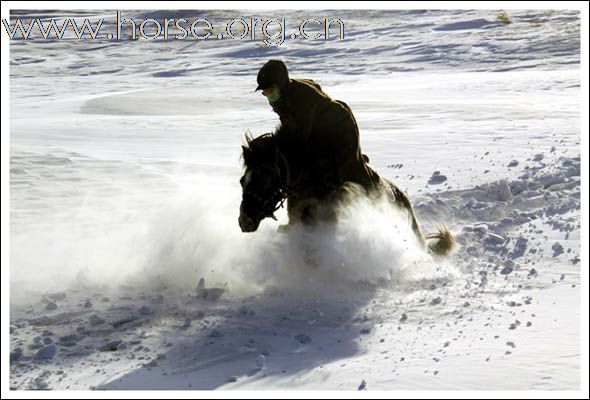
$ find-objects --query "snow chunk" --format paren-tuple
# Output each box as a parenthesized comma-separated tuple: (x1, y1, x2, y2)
(90, 315, 105, 326)
(208, 329, 224, 338)
(428, 171, 447, 185)
(99, 340, 123, 352)
(358, 380, 367, 390)
(35, 345, 57, 360)
(294, 334, 312, 344)
(552, 242, 564, 257)
(498, 181, 513, 202)
(138, 305, 152, 316)
(10, 347, 23, 362)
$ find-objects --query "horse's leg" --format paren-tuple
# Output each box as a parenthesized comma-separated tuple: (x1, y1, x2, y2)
(282, 194, 323, 229)
(277, 195, 301, 232)
(387, 181, 427, 248)
(287, 195, 301, 224)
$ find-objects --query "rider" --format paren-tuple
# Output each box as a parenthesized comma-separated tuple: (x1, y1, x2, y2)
(255, 59, 379, 214)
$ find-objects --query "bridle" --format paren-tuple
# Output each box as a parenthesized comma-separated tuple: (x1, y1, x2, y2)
(242, 147, 304, 221)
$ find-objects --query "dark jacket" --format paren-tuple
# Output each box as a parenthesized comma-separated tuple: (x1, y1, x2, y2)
(257, 60, 379, 192)
(271, 78, 350, 142)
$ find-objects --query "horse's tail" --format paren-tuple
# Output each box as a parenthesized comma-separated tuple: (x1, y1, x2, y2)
(387, 181, 455, 257)
(425, 225, 455, 257)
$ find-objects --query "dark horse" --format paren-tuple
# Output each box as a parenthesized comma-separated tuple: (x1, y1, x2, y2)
(238, 130, 454, 256)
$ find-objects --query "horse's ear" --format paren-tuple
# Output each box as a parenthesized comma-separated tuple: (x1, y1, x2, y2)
(245, 131, 253, 145)
(242, 145, 252, 164)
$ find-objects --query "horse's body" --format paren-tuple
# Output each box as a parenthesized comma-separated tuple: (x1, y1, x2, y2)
(238, 130, 454, 256)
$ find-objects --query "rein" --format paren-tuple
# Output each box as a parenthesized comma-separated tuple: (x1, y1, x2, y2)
(242, 147, 304, 220)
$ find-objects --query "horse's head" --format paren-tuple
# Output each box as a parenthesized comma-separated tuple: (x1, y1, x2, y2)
(238, 133, 288, 232)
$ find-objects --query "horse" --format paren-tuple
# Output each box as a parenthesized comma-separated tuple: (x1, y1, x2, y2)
(238, 130, 454, 257)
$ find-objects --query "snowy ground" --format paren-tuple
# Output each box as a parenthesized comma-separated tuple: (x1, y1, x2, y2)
(6, 9, 584, 391)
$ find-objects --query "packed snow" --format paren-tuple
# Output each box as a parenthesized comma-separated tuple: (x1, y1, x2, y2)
(7, 9, 582, 390)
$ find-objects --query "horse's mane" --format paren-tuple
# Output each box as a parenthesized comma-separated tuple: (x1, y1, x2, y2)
(241, 127, 284, 168)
